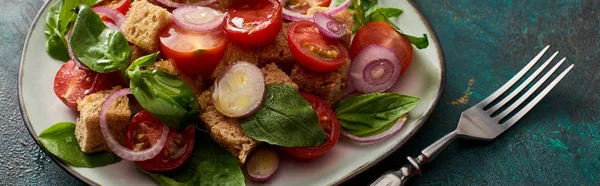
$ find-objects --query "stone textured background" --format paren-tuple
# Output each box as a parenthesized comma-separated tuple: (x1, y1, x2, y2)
(2, 0, 598, 185)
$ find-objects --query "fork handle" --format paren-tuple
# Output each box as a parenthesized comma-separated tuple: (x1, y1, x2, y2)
(370, 131, 458, 186)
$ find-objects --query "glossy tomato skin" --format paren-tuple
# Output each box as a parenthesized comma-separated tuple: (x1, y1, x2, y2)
(224, 0, 283, 47)
(125, 110, 195, 171)
(350, 21, 413, 74)
(53, 60, 121, 110)
(98, 0, 131, 15)
(159, 23, 227, 76)
(283, 92, 340, 159)
(287, 21, 348, 72)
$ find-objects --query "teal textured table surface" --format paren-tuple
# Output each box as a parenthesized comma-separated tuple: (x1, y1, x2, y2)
(2, 0, 598, 185)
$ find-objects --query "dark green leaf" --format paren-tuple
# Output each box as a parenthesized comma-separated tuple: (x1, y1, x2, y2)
(46, 34, 70, 61)
(38, 122, 121, 167)
(366, 8, 403, 23)
(130, 70, 200, 130)
(360, 0, 377, 13)
(401, 33, 430, 49)
(126, 52, 159, 79)
(44, 1, 69, 61)
(139, 133, 244, 186)
(352, 0, 364, 33)
(335, 93, 420, 136)
(69, 5, 131, 73)
(241, 84, 327, 147)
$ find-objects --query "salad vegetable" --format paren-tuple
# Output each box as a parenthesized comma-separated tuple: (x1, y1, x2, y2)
(349, 45, 402, 93)
(245, 147, 280, 183)
(313, 12, 346, 40)
(213, 62, 266, 118)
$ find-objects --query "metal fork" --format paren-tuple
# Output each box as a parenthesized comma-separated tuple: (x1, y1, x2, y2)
(370, 45, 574, 186)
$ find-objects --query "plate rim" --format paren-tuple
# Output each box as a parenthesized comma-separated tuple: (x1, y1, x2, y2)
(18, 0, 446, 185)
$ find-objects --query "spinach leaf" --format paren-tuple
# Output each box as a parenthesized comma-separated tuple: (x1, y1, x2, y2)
(139, 133, 244, 186)
(335, 93, 420, 136)
(241, 84, 327, 147)
(401, 33, 430, 49)
(69, 5, 131, 73)
(44, 0, 100, 61)
(38, 122, 121, 167)
(366, 7, 403, 22)
(128, 53, 200, 130)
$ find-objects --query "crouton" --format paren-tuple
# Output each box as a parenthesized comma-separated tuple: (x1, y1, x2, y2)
(122, 0, 172, 53)
(291, 59, 350, 105)
(129, 44, 146, 63)
(211, 42, 260, 79)
(257, 23, 295, 72)
(306, 8, 353, 48)
(75, 86, 131, 153)
(198, 63, 297, 164)
(149, 59, 206, 96)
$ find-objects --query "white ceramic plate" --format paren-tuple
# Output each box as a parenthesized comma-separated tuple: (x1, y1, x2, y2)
(19, 0, 445, 185)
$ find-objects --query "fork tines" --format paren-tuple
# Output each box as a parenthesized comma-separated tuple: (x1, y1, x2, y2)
(479, 45, 574, 127)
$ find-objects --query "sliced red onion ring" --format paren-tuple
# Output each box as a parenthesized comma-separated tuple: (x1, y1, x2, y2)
(92, 6, 126, 28)
(212, 62, 266, 118)
(349, 45, 402, 93)
(103, 21, 121, 31)
(279, 0, 351, 21)
(341, 115, 408, 143)
(156, 0, 218, 11)
(99, 88, 169, 161)
(246, 147, 279, 183)
(172, 6, 224, 31)
(313, 12, 345, 39)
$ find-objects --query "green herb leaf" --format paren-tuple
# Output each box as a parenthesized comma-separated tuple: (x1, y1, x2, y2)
(360, 0, 377, 13)
(38, 122, 121, 167)
(366, 7, 403, 22)
(139, 133, 244, 186)
(45, 33, 71, 61)
(69, 5, 131, 73)
(241, 84, 327, 147)
(335, 93, 420, 136)
(352, 0, 364, 33)
(128, 53, 200, 130)
(401, 33, 429, 49)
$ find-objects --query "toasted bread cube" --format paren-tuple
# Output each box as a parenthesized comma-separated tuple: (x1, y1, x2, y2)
(122, 0, 172, 53)
(150, 59, 206, 96)
(291, 59, 351, 105)
(211, 42, 260, 79)
(257, 23, 295, 72)
(198, 63, 297, 164)
(129, 44, 147, 63)
(75, 86, 131, 153)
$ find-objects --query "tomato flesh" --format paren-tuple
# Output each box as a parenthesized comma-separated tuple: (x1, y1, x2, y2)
(53, 60, 121, 110)
(350, 21, 414, 74)
(125, 110, 195, 171)
(159, 23, 227, 76)
(224, 0, 283, 47)
(283, 92, 340, 159)
(98, 0, 131, 15)
(287, 21, 347, 72)
(284, 0, 331, 14)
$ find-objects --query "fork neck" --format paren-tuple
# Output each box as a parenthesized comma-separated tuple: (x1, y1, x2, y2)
(421, 130, 459, 161)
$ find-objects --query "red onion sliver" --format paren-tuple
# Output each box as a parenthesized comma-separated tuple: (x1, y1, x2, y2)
(99, 88, 169, 161)
(313, 12, 345, 39)
(172, 6, 224, 32)
(341, 115, 408, 143)
(92, 6, 126, 28)
(212, 61, 266, 118)
(279, 0, 351, 21)
(155, 0, 218, 11)
(103, 21, 121, 31)
(349, 45, 402, 93)
(246, 147, 279, 183)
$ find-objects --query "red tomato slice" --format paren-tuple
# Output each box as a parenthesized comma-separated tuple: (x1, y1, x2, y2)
(350, 21, 414, 74)
(98, 0, 131, 15)
(287, 21, 348, 72)
(224, 0, 283, 47)
(283, 92, 340, 159)
(53, 60, 122, 110)
(283, 0, 331, 14)
(159, 23, 227, 76)
(125, 110, 195, 171)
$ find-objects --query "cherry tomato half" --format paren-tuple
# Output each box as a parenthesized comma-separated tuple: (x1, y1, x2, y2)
(283, 0, 331, 14)
(125, 110, 195, 171)
(350, 21, 414, 74)
(224, 0, 283, 47)
(283, 92, 340, 159)
(97, 0, 131, 15)
(53, 60, 121, 110)
(287, 21, 348, 72)
(159, 23, 227, 76)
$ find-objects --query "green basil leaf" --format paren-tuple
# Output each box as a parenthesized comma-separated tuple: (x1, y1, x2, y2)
(126, 52, 159, 79)
(130, 70, 200, 130)
(360, 0, 377, 13)
(366, 8, 402, 23)
(241, 84, 327, 147)
(401, 33, 430, 49)
(139, 133, 244, 186)
(352, 0, 364, 33)
(46, 33, 71, 61)
(69, 5, 131, 73)
(38, 122, 121, 167)
(44, 1, 70, 61)
(335, 93, 420, 136)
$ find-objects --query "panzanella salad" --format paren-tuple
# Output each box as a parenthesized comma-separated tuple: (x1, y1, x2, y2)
(41, 0, 428, 184)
